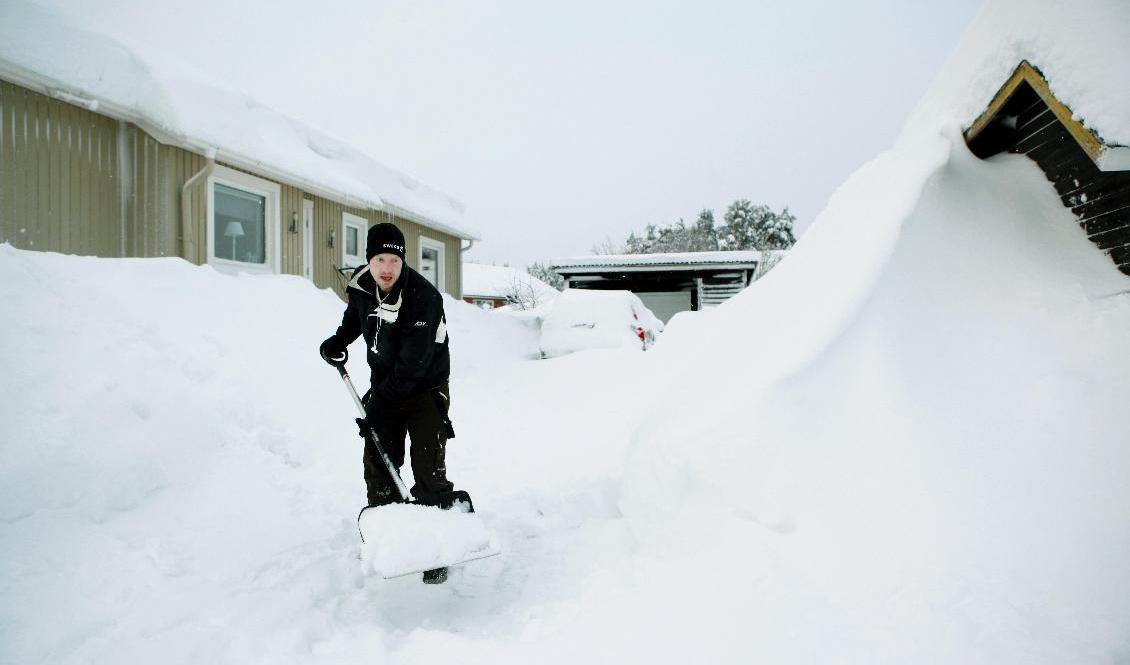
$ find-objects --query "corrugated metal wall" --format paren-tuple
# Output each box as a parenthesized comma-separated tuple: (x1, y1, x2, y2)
(1, 78, 466, 299)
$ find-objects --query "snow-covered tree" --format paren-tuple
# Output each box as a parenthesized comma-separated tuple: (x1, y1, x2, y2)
(619, 201, 795, 254)
(687, 209, 720, 251)
(526, 261, 564, 291)
(720, 199, 796, 251)
(757, 207, 797, 250)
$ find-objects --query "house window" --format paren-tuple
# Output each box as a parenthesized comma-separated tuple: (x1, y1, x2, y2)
(214, 184, 265, 264)
(419, 235, 446, 291)
(342, 212, 367, 270)
(206, 165, 280, 274)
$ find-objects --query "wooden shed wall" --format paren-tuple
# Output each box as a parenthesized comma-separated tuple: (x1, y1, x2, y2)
(2, 78, 466, 299)
(967, 80, 1130, 276)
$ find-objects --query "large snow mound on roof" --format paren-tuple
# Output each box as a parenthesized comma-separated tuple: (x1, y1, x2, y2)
(622, 130, 1130, 658)
(0, 2, 472, 236)
(901, 0, 1130, 145)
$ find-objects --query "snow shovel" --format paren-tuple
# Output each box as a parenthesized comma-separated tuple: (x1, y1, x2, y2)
(325, 350, 500, 581)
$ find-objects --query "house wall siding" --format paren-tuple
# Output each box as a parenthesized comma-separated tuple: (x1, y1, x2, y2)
(1, 78, 122, 256)
(1, 78, 465, 298)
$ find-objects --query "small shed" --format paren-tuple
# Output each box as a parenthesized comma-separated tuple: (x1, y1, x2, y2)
(964, 60, 1130, 275)
(550, 251, 782, 323)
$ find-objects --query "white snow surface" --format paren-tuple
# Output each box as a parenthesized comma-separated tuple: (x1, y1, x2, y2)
(0, 3, 474, 238)
(0, 245, 662, 663)
(4, 0, 1130, 661)
(3, 144, 1130, 660)
(358, 504, 500, 579)
(539, 289, 664, 358)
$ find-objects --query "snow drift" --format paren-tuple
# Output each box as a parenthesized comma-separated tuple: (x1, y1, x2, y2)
(3, 0, 1129, 661)
(620, 0, 1130, 659)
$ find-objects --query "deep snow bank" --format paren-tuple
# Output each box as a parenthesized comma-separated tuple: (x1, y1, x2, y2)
(622, 1, 1130, 657)
(622, 136, 1130, 659)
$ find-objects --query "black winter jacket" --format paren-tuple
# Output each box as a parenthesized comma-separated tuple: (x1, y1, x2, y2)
(333, 264, 450, 403)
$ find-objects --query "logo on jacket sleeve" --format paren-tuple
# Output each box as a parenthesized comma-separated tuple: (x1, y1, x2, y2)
(414, 321, 428, 327)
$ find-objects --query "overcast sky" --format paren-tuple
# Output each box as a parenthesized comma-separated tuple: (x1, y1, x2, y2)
(36, 0, 983, 267)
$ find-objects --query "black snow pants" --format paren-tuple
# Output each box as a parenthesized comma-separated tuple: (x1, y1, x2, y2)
(363, 384, 455, 506)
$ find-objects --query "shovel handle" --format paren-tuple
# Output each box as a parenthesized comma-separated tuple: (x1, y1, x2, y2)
(329, 350, 411, 502)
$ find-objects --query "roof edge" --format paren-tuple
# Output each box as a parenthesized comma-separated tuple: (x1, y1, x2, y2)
(554, 262, 761, 275)
(962, 60, 1119, 170)
(0, 61, 480, 238)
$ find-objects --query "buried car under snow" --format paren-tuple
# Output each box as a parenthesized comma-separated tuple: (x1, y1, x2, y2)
(539, 289, 664, 358)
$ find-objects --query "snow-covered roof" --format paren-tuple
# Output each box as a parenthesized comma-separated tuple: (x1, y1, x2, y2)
(551, 250, 783, 272)
(462, 263, 559, 299)
(0, 3, 478, 241)
(902, 0, 1130, 166)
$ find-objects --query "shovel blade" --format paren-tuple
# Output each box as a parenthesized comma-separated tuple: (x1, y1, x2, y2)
(357, 496, 500, 579)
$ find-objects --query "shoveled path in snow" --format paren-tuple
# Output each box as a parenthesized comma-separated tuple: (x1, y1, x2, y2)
(0, 245, 666, 665)
(178, 349, 664, 663)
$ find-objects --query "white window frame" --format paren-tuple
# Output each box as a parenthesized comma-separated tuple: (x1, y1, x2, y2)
(342, 212, 368, 270)
(418, 235, 446, 292)
(206, 165, 281, 275)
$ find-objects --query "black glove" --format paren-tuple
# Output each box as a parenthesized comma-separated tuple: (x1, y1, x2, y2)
(319, 335, 346, 364)
(357, 391, 390, 439)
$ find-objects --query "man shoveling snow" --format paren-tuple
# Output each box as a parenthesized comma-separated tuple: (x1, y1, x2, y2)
(319, 222, 498, 584)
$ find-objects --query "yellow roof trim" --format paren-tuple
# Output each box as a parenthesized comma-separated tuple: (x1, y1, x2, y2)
(964, 60, 1104, 164)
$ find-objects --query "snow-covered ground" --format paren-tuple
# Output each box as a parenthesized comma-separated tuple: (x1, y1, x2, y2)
(3, 0, 1130, 661)
(3, 134, 1129, 662)
(0, 244, 662, 663)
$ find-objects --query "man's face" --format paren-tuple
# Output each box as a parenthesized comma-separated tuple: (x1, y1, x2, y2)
(370, 253, 403, 293)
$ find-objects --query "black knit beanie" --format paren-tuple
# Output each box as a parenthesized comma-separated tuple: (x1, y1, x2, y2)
(365, 222, 406, 261)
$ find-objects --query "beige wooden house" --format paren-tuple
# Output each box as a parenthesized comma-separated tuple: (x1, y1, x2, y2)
(0, 14, 476, 300)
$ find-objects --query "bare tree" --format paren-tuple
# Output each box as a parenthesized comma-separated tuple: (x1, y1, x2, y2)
(503, 275, 543, 310)
(754, 249, 784, 281)
(591, 235, 620, 255)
